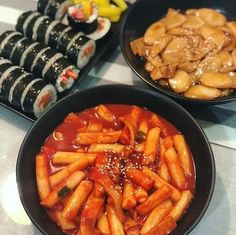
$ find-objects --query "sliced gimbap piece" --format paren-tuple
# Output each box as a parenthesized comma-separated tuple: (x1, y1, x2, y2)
(66, 34, 96, 69)
(38, 0, 72, 20)
(32, 15, 50, 41)
(21, 79, 57, 117)
(0, 58, 57, 118)
(0, 31, 79, 92)
(47, 21, 71, 47)
(1, 66, 24, 100)
(24, 43, 49, 72)
(0, 31, 22, 59)
(43, 56, 79, 92)
(16, 11, 41, 37)
(86, 17, 111, 40)
(11, 38, 34, 65)
(68, 2, 98, 34)
(56, 29, 83, 54)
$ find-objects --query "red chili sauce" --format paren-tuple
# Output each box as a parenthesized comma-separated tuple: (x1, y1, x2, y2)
(39, 104, 196, 235)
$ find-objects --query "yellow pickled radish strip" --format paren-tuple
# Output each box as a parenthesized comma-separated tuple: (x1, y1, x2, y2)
(98, 5, 121, 18)
(92, 0, 110, 6)
(112, 0, 128, 11)
(71, 0, 127, 22)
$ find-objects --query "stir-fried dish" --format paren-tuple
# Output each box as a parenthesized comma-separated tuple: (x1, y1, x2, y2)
(36, 104, 195, 234)
(130, 8, 236, 100)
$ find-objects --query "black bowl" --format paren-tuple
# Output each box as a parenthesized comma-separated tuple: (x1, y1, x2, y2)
(16, 85, 215, 235)
(120, 0, 236, 104)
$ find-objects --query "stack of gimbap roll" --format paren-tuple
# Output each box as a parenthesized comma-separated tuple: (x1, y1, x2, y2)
(0, 58, 57, 118)
(16, 11, 96, 69)
(37, 0, 111, 40)
(0, 31, 79, 92)
(37, 0, 72, 20)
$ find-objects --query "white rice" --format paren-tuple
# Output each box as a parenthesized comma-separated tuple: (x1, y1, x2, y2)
(20, 78, 42, 111)
(23, 12, 41, 36)
(8, 73, 30, 104)
(44, 0, 53, 15)
(42, 53, 63, 77)
(0, 65, 19, 92)
(55, 65, 79, 92)
(0, 31, 21, 54)
(55, 0, 72, 20)
(33, 83, 57, 118)
(32, 15, 49, 41)
(57, 26, 72, 42)
(86, 17, 111, 40)
(77, 39, 96, 69)
(9, 38, 26, 61)
(66, 32, 83, 52)
(30, 47, 50, 73)
(19, 42, 39, 67)
(44, 20, 60, 44)
(0, 58, 11, 65)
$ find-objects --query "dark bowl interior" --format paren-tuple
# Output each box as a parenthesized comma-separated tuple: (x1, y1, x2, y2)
(120, 0, 236, 105)
(16, 85, 215, 235)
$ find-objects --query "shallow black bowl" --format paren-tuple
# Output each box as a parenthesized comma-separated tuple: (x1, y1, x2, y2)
(16, 85, 215, 235)
(120, 0, 236, 104)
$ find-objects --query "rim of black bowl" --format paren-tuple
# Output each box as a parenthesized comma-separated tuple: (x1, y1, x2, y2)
(16, 84, 215, 235)
(120, 0, 236, 105)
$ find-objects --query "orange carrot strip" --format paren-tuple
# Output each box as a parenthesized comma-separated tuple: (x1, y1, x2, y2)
(135, 185, 172, 215)
(36, 154, 51, 200)
(66, 70, 77, 80)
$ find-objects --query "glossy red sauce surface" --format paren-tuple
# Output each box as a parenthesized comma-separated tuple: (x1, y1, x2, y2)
(39, 104, 196, 234)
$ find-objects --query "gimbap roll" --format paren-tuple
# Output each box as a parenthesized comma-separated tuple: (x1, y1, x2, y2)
(0, 31, 79, 92)
(0, 58, 57, 117)
(15, 11, 41, 37)
(38, 0, 72, 20)
(86, 17, 111, 40)
(67, 2, 98, 34)
(66, 34, 96, 69)
(0, 31, 22, 59)
(56, 29, 83, 54)
(32, 15, 50, 41)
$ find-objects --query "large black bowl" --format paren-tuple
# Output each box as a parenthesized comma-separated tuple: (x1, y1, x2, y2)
(16, 85, 215, 235)
(120, 0, 236, 104)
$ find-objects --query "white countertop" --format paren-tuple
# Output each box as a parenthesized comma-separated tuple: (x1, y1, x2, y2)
(0, 0, 236, 234)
